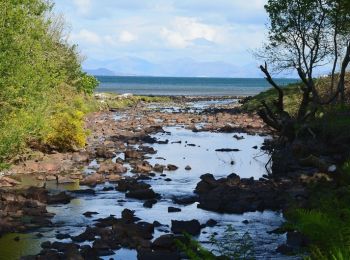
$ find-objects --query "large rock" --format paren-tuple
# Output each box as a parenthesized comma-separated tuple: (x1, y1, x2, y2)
(133, 162, 153, 174)
(125, 150, 143, 160)
(171, 220, 201, 236)
(98, 161, 127, 174)
(117, 179, 160, 200)
(195, 173, 293, 213)
(96, 146, 114, 159)
(80, 173, 104, 186)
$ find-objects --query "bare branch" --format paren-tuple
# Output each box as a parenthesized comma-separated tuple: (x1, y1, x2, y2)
(260, 63, 284, 112)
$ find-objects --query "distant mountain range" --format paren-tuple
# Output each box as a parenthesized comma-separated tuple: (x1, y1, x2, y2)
(85, 68, 116, 76)
(83, 56, 263, 77)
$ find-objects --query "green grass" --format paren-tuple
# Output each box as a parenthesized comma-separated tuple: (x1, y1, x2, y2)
(241, 82, 302, 115)
(95, 93, 172, 109)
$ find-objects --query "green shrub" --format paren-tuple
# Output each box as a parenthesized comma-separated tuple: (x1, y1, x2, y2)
(176, 226, 254, 260)
(77, 73, 99, 94)
(44, 108, 87, 151)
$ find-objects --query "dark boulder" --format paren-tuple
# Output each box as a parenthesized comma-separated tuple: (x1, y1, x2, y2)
(171, 220, 201, 236)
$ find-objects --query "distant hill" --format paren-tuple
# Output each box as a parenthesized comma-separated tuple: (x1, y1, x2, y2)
(84, 68, 115, 76)
(83, 56, 266, 77)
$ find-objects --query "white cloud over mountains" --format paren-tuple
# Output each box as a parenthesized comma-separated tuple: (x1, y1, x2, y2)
(55, 0, 269, 77)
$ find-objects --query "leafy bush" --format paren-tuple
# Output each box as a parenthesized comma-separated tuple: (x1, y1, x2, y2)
(77, 73, 99, 94)
(44, 109, 87, 151)
(176, 226, 254, 260)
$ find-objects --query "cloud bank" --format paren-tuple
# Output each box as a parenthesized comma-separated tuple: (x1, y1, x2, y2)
(54, 0, 269, 77)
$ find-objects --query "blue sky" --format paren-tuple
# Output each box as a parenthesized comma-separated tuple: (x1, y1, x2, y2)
(54, 0, 269, 77)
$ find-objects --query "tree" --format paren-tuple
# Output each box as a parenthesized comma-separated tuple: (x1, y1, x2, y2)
(258, 0, 350, 141)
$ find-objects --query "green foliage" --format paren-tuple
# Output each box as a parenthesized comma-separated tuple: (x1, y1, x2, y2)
(284, 165, 350, 259)
(44, 102, 88, 151)
(176, 226, 255, 260)
(0, 0, 97, 165)
(241, 83, 302, 115)
(77, 73, 99, 94)
(175, 233, 217, 260)
(95, 93, 172, 110)
(310, 105, 350, 144)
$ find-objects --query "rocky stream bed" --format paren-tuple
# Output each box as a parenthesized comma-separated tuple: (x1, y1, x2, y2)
(0, 97, 305, 259)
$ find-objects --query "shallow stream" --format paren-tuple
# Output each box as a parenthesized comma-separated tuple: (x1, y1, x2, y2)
(0, 100, 294, 259)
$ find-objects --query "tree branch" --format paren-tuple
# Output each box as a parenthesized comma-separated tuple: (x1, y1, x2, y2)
(260, 62, 284, 112)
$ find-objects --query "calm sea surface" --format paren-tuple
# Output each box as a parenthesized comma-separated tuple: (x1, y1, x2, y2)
(96, 76, 298, 96)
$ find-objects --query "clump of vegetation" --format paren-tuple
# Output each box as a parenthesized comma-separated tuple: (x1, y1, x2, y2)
(95, 93, 172, 109)
(252, 0, 350, 142)
(281, 160, 350, 259)
(0, 0, 98, 168)
(176, 226, 254, 259)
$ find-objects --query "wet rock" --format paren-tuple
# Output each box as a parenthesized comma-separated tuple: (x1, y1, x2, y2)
(185, 165, 192, 171)
(143, 199, 158, 208)
(139, 145, 157, 154)
(206, 219, 217, 227)
(168, 207, 181, 213)
(167, 164, 178, 171)
(80, 245, 99, 260)
(102, 186, 114, 191)
(83, 211, 99, 218)
(172, 195, 198, 205)
(141, 135, 158, 144)
(70, 189, 95, 195)
(47, 192, 72, 204)
(171, 220, 201, 236)
(92, 239, 114, 255)
(56, 233, 70, 240)
(215, 148, 240, 152)
(122, 208, 135, 222)
(195, 173, 291, 213)
(127, 188, 159, 200)
(137, 174, 152, 180)
(152, 234, 180, 251)
(164, 178, 172, 182)
(233, 134, 245, 140)
(242, 220, 249, 224)
(153, 164, 165, 173)
(71, 227, 96, 242)
(117, 178, 160, 200)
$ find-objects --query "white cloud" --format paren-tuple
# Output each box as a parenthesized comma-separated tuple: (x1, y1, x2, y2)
(73, 0, 92, 15)
(55, 0, 269, 76)
(119, 31, 137, 43)
(71, 29, 101, 45)
(161, 17, 224, 48)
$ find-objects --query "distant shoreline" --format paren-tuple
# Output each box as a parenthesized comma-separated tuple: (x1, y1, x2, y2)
(95, 76, 298, 97)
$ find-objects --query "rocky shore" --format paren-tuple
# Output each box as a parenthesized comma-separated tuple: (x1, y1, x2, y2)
(0, 95, 324, 259)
